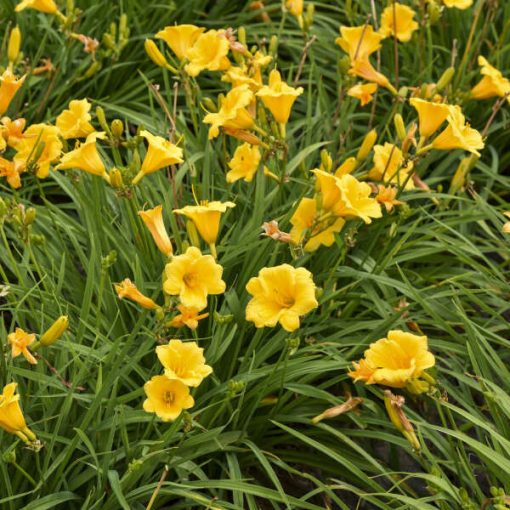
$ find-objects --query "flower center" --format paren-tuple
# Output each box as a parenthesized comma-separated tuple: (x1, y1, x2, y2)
(164, 391, 175, 405)
(183, 272, 199, 288)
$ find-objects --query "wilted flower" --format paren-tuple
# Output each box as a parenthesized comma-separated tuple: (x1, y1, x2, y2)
(115, 279, 159, 309)
(226, 143, 261, 183)
(7, 328, 37, 365)
(0, 383, 37, 443)
(185, 29, 231, 77)
(15, 0, 58, 12)
(143, 376, 194, 421)
(138, 205, 173, 257)
(347, 83, 377, 106)
(471, 56, 510, 103)
(56, 99, 95, 139)
(261, 220, 292, 243)
(168, 304, 209, 330)
(379, 3, 419, 43)
(369, 143, 415, 190)
(0, 70, 25, 116)
(245, 264, 318, 332)
(409, 98, 451, 139)
(156, 24, 205, 60)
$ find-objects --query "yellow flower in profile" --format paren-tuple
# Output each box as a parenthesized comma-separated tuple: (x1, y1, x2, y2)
(174, 200, 235, 246)
(227, 143, 261, 183)
(443, 0, 472, 8)
(184, 29, 231, 77)
(347, 83, 377, 106)
(56, 132, 108, 179)
(0, 70, 25, 116)
(286, 0, 303, 17)
(168, 304, 209, 330)
(336, 174, 383, 224)
(56, 99, 95, 139)
(163, 247, 226, 310)
(133, 130, 184, 184)
(14, 123, 62, 178)
(222, 65, 261, 91)
(349, 330, 435, 389)
(203, 85, 255, 139)
(0, 383, 37, 443)
(156, 24, 205, 60)
(349, 59, 396, 93)
(0, 158, 24, 189)
(369, 143, 415, 190)
(409, 98, 451, 138)
(143, 376, 194, 422)
(335, 25, 383, 62)
(138, 205, 173, 257)
(471, 56, 510, 103)
(256, 69, 303, 125)
(246, 264, 318, 332)
(15, 0, 58, 13)
(376, 185, 404, 212)
(431, 105, 484, 156)
(290, 197, 345, 252)
(115, 279, 159, 310)
(379, 3, 419, 43)
(156, 339, 212, 387)
(7, 328, 37, 365)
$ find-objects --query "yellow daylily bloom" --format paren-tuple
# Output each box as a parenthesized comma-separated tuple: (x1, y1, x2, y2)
(245, 264, 318, 332)
(256, 69, 303, 125)
(168, 304, 209, 330)
(156, 339, 212, 387)
(138, 205, 173, 257)
(0, 158, 24, 189)
(115, 278, 159, 310)
(290, 197, 345, 252)
(286, 0, 303, 17)
(0, 383, 37, 443)
(163, 246, 226, 310)
(222, 65, 261, 91)
(14, 123, 62, 178)
(336, 173, 383, 224)
(349, 58, 396, 93)
(156, 24, 205, 60)
(0, 70, 25, 116)
(349, 330, 435, 389)
(7, 328, 37, 365)
(226, 143, 261, 183)
(15, 0, 58, 13)
(312, 169, 343, 213)
(376, 185, 404, 212)
(471, 56, 510, 103)
(409, 98, 451, 138)
(56, 99, 95, 139)
(1, 117, 26, 148)
(174, 200, 235, 246)
(347, 83, 378, 106)
(143, 376, 194, 422)
(184, 29, 231, 77)
(369, 143, 415, 190)
(379, 3, 419, 43)
(443, 0, 472, 8)
(133, 130, 184, 184)
(335, 25, 383, 62)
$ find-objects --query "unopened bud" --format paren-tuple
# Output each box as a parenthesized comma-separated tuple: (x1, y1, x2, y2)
(110, 119, 124, 138)
(394, 114, 406, 142)
(427, 0, 442, 24)
(305, 2, 315, 29)
(95, 106, 109, 133)
(24, 207, 36, 225)
(269, 35, 278, 57)
(186, 220, 200, 248)
(435, 66, 455, 93)
(83, 61, 101, 78)
(320, 150, 332, 172)
(109, 167, 124, 188)
(237, 26, 246, 46)
(40, 315, 69, 346)
(213, 311, 234, 324)
(356, 129, 377, 161)
(334, 156, 357, 177)
(338, 55, 351, 75)
(201, 97, 218, 113)
(8, 26, 21, 65)
(145, 39, 171, 70)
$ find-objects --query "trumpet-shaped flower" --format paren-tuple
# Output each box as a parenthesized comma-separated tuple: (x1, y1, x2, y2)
(56, 132, 108, 178)
(0, 158, 24, 189)
(347, 83, 377, 106)
(156, 339, 212, 387)
(14, 123, 62, 178)
(56, 99, 95, 139)
(409, 98, 451, 138)
(163, 247, 226, 310)
(156, 24, 205, 60)
(349, 330, 435, 388)
(115, 279, 159, 310)
(168, 304, 209, 330)
(369, 143, 415, 190)
(336, 174, 383, 224)
(138, 205, 173, 257)
(226, 143, 261, 183)
(143, 376, 194, 421)
(256, 69, 303, 125)
(185, 30, 231, 77)
(471, 56, 510, 103)
(15, 0, 58, 12)
(174, 200, 235, 245)
(0, 70, 25, 116)
(379, 3, 419, 43)
(7, 328, 37, 365)
(0, 383, 37, 443)
(349, 58, 395, 92)
(246, 264, 318, 332)
(290, 197, 345, 252)
(335, 25, 383, 62)
(443, 0, 472, 8)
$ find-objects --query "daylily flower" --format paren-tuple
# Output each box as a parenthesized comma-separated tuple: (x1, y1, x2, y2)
(409, 98, 451, 139)
(138, 205, 173, 257)
(347, 83, 377, 106)
(168, 304, 209, 330)
(226, 143, 261, 183)
(335, 25, 383, 62)
(7, 328, 37, 365)
(143, 376, 194, 421)
(471, 56, 510, 103)
(349, 59, 396, 93)
(369, 143, 415, 190)
(15, 0, 58, 13)
(56, 99, 95, 139)
(1, 117, 26, 147)
(0, 70, 25, 116)
(0, 158, 24, 189)
(379, 3, 419, 43)
(443, 0, 473, 8)
(115, 279, 159, 309)
(336, 174, 383, 224)
(184, 29, 231, 77)
(156, 24, 205, 60)
(0, 383, 37, 443)
(376, 185, 404, 212)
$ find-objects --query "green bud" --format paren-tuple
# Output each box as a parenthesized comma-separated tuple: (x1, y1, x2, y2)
(427, 0, 442, 25)
(237, 26, 246, 46)
(128, 459, 143, 473)
(286, 337, 300, 355)
(213, 311, 234, 324)
(24, 207, 36, 226)
(2, 449, 16, 464)
(111, 119, 124, 138)
(269, 35, 278, 57)
(30, 234, 45, 245)
(95, 106, 110, 133)
(320, 150, 332, 172)
(436, 66, 455, 93)
(201, 97, 218, 113)
(338, 55, 351, 75)
(394, 114, 407, 142)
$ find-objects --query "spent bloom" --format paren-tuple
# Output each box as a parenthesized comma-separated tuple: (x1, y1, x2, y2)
(409, 98, 451, 139)
(0, 383, 37, 443)
(168, 304, 209, 330)
(0, 70, 25, 116)
(185, 29, 231, 77)
(15, 0, 58, 12)
(7, 328, 37, 365)
(369, 143, 415, 190)
(347, 83, 377, 106)
(471, 56, 510, 103)
(156, 24, 205, 60)
(379, 3, 419, 43)
(143, 376, 194, 421)
(138, 205, 173, 257)
(245, 264, 318, 332)
(226, 143, 261, 183)
(156, 339, 212, 387)
(56, 99, 95, 139)
(115, 279, 159, 310)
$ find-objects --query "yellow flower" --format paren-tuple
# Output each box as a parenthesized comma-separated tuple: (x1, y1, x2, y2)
(334, 157, 357, 177)
(369, 143, 415, 190)
(336, 174, 383, 224)
(168, 304, 209, 330)
(1, 117, 26, 147)
(246, 264, 318, 332)
(290, 197, 345, 252)
(40, 315, 69, 346)
(56, 132, 108, 179)
(286, 0, 303, 17)
(138, 205, 173, 257)
(0, 158, 24, 189)
(143, 376, 194, 422)
(14, 123, 62, 178)
(226, 143, 261, 183)
(0, 70, 25, 116)
(133, 130, 184, 184)
(184, 29, 231, 77)
(256, 69, 303, 125)
(156, 339, 212, 387)
(349, 58, 395, 92)
(431, 105, 484, 156)
(222, 65, 261, 91)
(7, 328, 37, 365)
(335, 25, 383, 62)
(163, 246, 226, 310)
(56, 99, 95, 139)
(155, 24, 205, 61)
(409, 98, 451, 138)
(203, 85, 255, 139)
(0, 383, 37, 443)
(379, 3, 419, 43)
(376, 185, 404, 212)
(349, 330, 435, 388)
(471, 56, 510, 103)
(347, 83, 378, 106)
(115, 278, 159, 310)
(312, 169, 343, 213)
(443, 0, 472, 8)
(15, 0, 58, 12)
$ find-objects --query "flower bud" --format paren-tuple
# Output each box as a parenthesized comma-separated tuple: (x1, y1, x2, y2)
(237, 26, 247, 46)
(24, 207, 36, 226)
(110, 119, 124, 138)
(201, 97, 218, 113)
(338, 55, 351, 75)
(356, 129, 377, 161)
(305, 2, 315, 30)
(334, 157, 357, 177)
(436, 66, 455, 93)
(109, 167, 124, 188)
(83, 61, 102, 79)
(186, 220, 201, 248)
(320, 149, 332, 172)
(269, 35, 278, 57)
(145, 39, 170, 69)
(213, 311, 234, 324)
(384, 390, 420, 450)
(427, 0, 442, 24)
(394, 114, 407, 142)
(8, 26, 21, 65)
(40, 315, 69, 346)
(2, 449, 16, 464)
